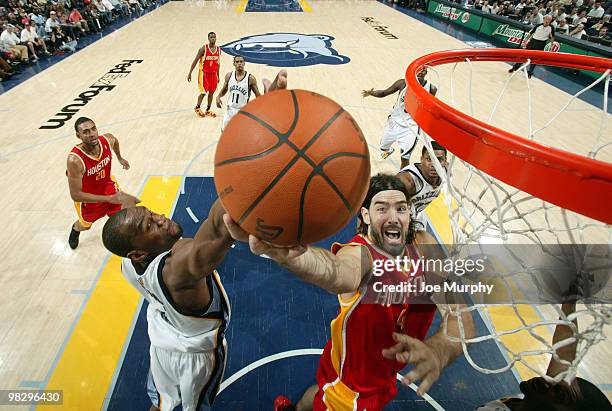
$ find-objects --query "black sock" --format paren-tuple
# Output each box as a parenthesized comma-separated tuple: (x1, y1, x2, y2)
(195, 104, 200, 109)
(206, 105, 211, 111)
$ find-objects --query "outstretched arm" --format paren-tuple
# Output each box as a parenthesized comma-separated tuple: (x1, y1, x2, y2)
(223, 216, 370, 294)
(170, 199, 236, 282)
(362, 79, 405, 98)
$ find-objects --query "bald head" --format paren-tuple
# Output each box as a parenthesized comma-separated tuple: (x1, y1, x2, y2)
(102, 208, 136, 257)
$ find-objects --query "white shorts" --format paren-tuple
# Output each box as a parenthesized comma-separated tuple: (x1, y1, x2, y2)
(380, 118, 419, 159)
(222, 108, 239, 131)
(147, 342, 227, 411)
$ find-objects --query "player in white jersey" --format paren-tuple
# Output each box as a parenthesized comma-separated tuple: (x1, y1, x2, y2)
(216, 55, 288, 130)
(362, 69, 437, 169)
(217, 56, 261, 130)
(396, 142, 447, 231)
(101, 199, 235, 411)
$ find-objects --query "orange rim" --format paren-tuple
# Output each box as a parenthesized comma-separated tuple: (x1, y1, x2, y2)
(405, 49, 612, 224)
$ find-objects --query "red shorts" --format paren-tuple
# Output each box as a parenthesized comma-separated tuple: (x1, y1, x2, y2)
(74, 201, 121, 227)
(199, 71, 218, 94)
(312, 343, 396, 411)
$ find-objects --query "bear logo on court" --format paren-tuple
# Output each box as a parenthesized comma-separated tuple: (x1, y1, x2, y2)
(221, 33, 350, 67)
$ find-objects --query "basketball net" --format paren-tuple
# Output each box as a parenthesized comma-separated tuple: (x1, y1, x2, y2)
(407, 50, 611, 384)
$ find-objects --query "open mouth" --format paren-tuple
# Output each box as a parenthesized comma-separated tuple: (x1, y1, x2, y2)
(383, 228, 402, 243)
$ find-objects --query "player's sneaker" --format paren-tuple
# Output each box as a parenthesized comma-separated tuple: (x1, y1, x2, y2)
(381, 147, 395, 160)
(274, 395, 295, 411)
(205, 110, 217, 118)
(195, 108, 206, 118)
(68, 227, 80, 249)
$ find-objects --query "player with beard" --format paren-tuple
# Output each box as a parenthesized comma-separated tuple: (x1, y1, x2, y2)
(102, 199, 233, 411)
(224, 173, 474, 411)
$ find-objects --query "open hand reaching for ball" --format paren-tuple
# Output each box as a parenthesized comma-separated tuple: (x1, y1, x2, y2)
(223, 214, 307, 264)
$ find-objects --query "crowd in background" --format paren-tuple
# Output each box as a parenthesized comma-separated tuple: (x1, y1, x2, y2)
(397, 0, 611, 46)
(0, 0, 163, 80)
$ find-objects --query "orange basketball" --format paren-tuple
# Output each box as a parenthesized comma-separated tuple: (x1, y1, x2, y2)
(214, 89, 370, 246)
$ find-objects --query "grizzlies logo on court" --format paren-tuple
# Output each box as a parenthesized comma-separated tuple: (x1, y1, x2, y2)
(221, 33, 350, 67)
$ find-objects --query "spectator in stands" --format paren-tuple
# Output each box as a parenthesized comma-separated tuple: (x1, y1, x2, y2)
(587, 1, 605, 18)
(516, 0, 529, 14)
(0, 24, 28, 62)
(20, 22, 49, 58)
(108, 0, 129, 16)
(69, 8, 89, 34)
(555, 17, 571, 32)
(569, 22, 587, 37)
(531, 7, 545, 24)
(589, 14, 610, 31)
(44, 10, 60, 35)
(572, 10, 588, 24)
(29, 7, 46, 38)
(50, 25, 76, 52)
(93, 0, 113, 25)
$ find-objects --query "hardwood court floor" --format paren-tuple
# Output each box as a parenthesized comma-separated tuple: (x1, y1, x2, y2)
(0, 0, 609, 408)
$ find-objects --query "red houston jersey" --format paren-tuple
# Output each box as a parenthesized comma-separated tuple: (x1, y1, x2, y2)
(200, 44, 220, 74)
(316, 234, 437, 408)
(68, 135, 117, 196)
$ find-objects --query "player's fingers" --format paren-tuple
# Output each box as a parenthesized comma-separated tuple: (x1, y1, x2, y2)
(392, 333, 419, 349)
(416, 373, 438, 396)
(223, 214, 247, 241)
(381, 343, 404, 359)
(402, 363, 427, 386)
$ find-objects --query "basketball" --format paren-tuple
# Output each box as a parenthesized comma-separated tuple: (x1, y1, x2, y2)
(214, 89, 370, 246)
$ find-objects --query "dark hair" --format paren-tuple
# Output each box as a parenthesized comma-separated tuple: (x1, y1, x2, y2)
(74, 116, 94, 132)
(575, 378, 612, 411)
(208, 31, 215, 36)
(233, 55, 245, 62)
(102, 208, 134, 257)
(422, 141, 447, 156)
(357, 174, 415, 242)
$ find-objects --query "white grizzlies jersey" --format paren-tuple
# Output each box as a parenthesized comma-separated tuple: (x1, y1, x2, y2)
(389, 81, 432, 125)
(399, 162, 442, 216)
(121, 251, 231, 353)
(227, 70, 251, 111)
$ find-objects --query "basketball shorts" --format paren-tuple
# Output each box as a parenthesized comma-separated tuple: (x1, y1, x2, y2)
(74, 201, 121, 228)
(222, 107, 239, 131)
(313, 346, 396, 411)
(199, 71, 218, 94)
(146, 344, 225, 411)
(379, 117, 419, 160)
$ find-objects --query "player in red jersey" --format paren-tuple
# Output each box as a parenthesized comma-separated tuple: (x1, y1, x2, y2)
(66, 117, 140, 249)
(224, 174, 475, 411)
(187, 32, 221, 118)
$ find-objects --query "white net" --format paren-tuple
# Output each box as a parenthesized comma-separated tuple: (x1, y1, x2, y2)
(413, 55, 612, 384)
